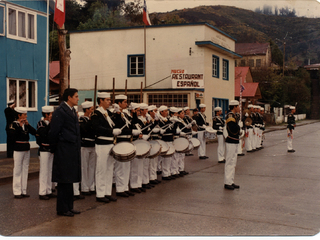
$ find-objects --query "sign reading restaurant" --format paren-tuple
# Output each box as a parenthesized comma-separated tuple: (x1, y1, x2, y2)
(171, 69, 204, 88)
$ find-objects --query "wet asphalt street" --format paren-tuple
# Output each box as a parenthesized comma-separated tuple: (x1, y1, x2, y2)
(0, 121, 320, 237)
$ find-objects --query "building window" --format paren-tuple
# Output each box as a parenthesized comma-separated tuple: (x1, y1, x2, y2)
(240, 60, 245, 66)
(8, 78, 37, 110)
(0, 5, 4, 36)
(128, 55, 145, 77)
(127, 94, 142, 103)
(148, 93, 188, 107)
(7, 5, 37, 43)
(222, 59, 229, 80)
(249, 59, 254, 67)
(212, 55, 219, 78)
(256, 59, 261, 67)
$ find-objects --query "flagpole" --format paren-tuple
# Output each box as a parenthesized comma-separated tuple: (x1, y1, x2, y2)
(240, 76, 242, 117)
(144, 24, 146, 89)
(45, 0, 49, 106)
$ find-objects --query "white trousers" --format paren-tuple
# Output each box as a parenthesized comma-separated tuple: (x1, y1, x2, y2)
(238, 139, 244, 154)
(217, 134, 225, 161)
(73, 182, 80, 195)
(159, 142, 173, 177)
(287, 129, 294, 150)
(197, 131, 206, 157)
(178, 153, 185, 172)
(252, 127, 257, 149)
(13, 151, 30, 195)
(95, 144, 115, 198)
(39, 151, 54, 196)
(224, 143, 238, 185)
(130, 157, 144, 188)
(171, 152, 180, 175)
(81, 147, 96, 192)
(114, 161, 130, 192)
(246, 128, 253, 151)
(149, 156, 158, 181)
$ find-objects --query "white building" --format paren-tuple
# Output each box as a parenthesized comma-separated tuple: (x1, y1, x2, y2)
(69, 22, 241, 123)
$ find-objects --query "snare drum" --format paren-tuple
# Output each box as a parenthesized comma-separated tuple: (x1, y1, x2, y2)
(173, 137, 190, 153)
(157, 140, 169, 156)
(148, 140, 162, 158)
(164, 142, 175, 157)
(132, 139, 151, 158)
(111, 142, 136, 162)
(189, 138, 200, 150)
(205, 126, 217, 140)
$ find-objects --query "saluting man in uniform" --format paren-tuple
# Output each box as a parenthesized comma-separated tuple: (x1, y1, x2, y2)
(287, 106, 296, 152)
(223, 100, 242, 190)
(36, 106, 55, 200)
(5, 100, 16, 158)
(9, 107, 37, 198)
(193, 104, 209, 159)
(212, 107, 226, 163)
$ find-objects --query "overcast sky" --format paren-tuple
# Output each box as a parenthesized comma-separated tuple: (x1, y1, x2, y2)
(137, 0, 320, 18)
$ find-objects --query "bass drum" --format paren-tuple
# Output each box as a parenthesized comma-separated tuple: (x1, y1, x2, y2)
(163, 142, 175, 157)
(148, 140, 162, 158)
(173, 137, 190, 153)
(132, 139, 151, 158)
(157, 140, 169, 156)
(189, 138, 200, 150)
(111, 142, 136, 162)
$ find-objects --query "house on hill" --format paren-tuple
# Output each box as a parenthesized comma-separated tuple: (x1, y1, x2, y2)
(235, 43, 271, 70)
(69, 22, 242, 122)
(0, 0, 54, 150)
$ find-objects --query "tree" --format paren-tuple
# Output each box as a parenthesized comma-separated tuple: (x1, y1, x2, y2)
(120, 0, 144, 26)
(269, 39, 283, 66)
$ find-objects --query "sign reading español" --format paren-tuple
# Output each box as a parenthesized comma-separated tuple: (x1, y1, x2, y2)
(171, 69, 204, 88)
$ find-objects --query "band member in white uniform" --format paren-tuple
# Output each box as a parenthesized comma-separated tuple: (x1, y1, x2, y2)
(237, 112, 245, 156)
(193, 104, 209, 159)
(224, 100, 242, 190)
(245, 104, 254, 152)
(212, 107, 226, 163)
(36, 106, 55, 200)
(287, 106, 296, 152)
(9, 107, 37, 198)
(183, 107, 194, 157)
(78, 101, 96, 196)
(91, 92, 121, 203)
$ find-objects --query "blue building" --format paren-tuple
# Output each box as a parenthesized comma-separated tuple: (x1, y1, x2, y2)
(0, 0, 54, 150)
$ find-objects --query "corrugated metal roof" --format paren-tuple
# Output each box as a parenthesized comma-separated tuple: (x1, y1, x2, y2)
(235, 43, 269, 56)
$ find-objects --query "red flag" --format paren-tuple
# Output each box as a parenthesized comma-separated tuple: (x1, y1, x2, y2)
(143, 0, 151, 26)
(54, 0, 65, 28)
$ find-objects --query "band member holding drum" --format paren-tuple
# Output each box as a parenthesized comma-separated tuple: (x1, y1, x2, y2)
(223, 100, 242, 190)
(183, 107, 195, 157)
(10, 107, 37, 198)
(36, 106, 55, 200)
(78, 101, 96, 196)
(244, 104, 254, 152)
(212, 107, 226, 163)
(193, 104, 209, 160)
(287, 106, 296, 152)
(91, 92, 121, 203)
(259, 107, 265, 148)
(113, 95, 140, 198)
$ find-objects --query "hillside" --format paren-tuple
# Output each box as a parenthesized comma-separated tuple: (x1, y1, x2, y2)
(152, 5, 320, 66)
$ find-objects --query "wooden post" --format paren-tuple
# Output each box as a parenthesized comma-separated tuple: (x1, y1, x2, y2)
(112, 77, 115, 104)
(140, 82, 143, 103)
(125, 79, 127, 95)
(93, 75, 97, 109)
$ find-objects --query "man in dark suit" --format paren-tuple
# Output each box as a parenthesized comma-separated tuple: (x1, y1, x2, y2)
(49, 88, 81, 217)
(5, 100, 16, 158)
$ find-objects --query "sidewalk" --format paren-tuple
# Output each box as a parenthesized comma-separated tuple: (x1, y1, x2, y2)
(0, 119, 319, 184)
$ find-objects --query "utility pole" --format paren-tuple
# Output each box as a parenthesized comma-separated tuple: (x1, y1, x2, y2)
(57, 25, 69, 103)
(283, 41, 286, 76)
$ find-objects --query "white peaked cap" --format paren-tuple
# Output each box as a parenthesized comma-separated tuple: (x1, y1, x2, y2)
(148, 105, 157, 111)
(115, 94, 127, 100)
(158, 105, 168, 112)
(15, 107, 27, 114)
(139, 103, 148, 110)
(199, 104, 206, 108)
(42, 106, 54, 113)
(214, 106, 222, 111)
(248, 104, 253, 108)
(81, 101, 93, 109)
(184, 106, 189, 111)
(170, 107, 179, 113)
(290, 106, 296, 110)
(229, 100, 239, 106)
(97, 92, 110, 98)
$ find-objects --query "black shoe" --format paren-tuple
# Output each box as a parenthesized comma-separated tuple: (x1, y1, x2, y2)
(156, 171, 162, 175)
(199, 156, 207, 160)
(180, 171, 189, 175)
(288, 149, 295, 152)
(14, 195, 23, 199)
(125, 191, 135, 196)
(39, 195, 50, 200)
(116, 192, 129, 197)
(70, 209, 81, 214)
(150, 180, 158, 185)
(90, 190, 96, 194)
(138, 187, 146, 192)
(224, 184, 235, 190)
(218, 160, 226, 163)
(46, 193, 57, 198)
(21, 194, 30, 198)
(105, 195, 117, 201)
(73, 195, 85, 200)
(162, 176, 171, 180)
(155, 179, 162, 183)
(57, 211, 74, 217)
(179, 173, 185, 177)
(130, 188, 142, 193)
(147, 183, 155, 188)
(142, 184, 152, 189)
(238, 153, 245, 156)
(232, 184, 240, 189)
(96, 197, 110, 203)
(81, 191, 91, 196)
(246, 150, 253, 152)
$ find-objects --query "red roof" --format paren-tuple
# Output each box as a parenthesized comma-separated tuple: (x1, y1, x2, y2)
(49, 61, 60, 84)
(235, 67, 259, 98)
(235, 43, 269, 56)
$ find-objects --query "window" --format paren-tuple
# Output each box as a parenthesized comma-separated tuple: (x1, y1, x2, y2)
(222, 59, 229, 80)
(249, 59, 254, 67)
(148, 94, 188, 107)
(128, 55, 144, 77)
(240, 60, 245, 66)
(212, 55, 219, 78)
(8, 78, 37, 110)
(0, 5, 4, 36)
(7, 5, 37, 43)
(212, 98, 229, 119)
(256, 59, 261, 68)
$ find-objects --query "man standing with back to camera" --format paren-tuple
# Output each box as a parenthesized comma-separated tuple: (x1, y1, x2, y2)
(49, 88, 81, 217)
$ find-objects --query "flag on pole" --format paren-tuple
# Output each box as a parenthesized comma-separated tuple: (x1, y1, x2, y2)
(143, 0, 152, 26)
(240, 84, 245, 93)
(54, 0, 65, 28)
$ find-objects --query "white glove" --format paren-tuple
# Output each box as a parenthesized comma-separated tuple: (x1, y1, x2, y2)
(180, 132, 186, 137)
(154, 114, 159, 121)
(160, 129, 165, 135)
(219, 126, 223, 130)
(202, 124, 206, 129)
(245, 112, 249, 117)
(170, 117, 178, 123)
(239, 129, 245, 138)
(176, 128, 181, 134)
(238, 121, 243, 128)
(192, 131, 197, 135)
(146, 113, 152, 122)
(152, 127, 160, 133)
(142, 135, 149, 140)
(187, 123, 192, 129)
(192, 120, 196, 124)
(132, 129, 141, 136)
(113, 128, 121, 136)
(113, 103, 121, 113)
